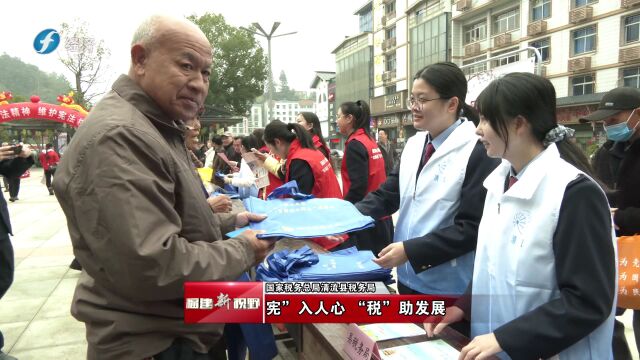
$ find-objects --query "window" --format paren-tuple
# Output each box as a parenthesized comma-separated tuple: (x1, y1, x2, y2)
(359, 10, 373, 32)
(531, 0, 551, 21)
(386, 53, 397, 72)
(464, 21, 486, 44)
(575, 0, 596, 7)
(492, 48, 519, 67)
(624, 13, 640, 44)
(462, 56, 487, 75)
(573, 26, 596, 55)
(385, 85, 397, 94)
(386, 1, 396, 15)
(386, 27, 396, 40)
(623, 67, 640, 88)
(571, 75, 595, 95)
(493, 8, 520, 34)
(530, 38, 550, 62)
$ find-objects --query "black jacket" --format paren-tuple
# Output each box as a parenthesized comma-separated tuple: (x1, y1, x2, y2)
(0, 156, 34, 235)
(592, 138, 640, 235)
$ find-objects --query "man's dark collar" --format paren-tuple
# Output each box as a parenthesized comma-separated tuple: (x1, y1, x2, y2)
(112, 75, 182, 133)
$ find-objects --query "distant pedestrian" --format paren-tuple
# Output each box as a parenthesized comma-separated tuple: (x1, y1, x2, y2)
(39, 143, 60, 195)
(0, 143, 34, 360)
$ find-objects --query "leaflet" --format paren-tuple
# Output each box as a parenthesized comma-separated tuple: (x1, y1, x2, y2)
(380, 340, 460, 360)
(359, 323, 425, 342)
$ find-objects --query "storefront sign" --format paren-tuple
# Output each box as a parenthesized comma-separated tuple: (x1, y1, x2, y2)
(556, 104, 599, 124)
(371, 91, 406, 115)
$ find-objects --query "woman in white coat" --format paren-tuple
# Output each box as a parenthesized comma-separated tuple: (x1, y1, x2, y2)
(355, 62, 500, 335)
(426, 73, 616, 360)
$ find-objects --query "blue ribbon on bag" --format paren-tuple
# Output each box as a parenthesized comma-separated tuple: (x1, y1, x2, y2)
(266, 180, 314, 200)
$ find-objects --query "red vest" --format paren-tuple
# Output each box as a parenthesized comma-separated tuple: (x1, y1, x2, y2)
(285, 139, 345, 250)
(312, 135, 330, 160)
(285, 139, 342, 199)
(341, 129, 387, 198)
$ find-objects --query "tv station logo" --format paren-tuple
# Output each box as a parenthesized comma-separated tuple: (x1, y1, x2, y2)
(33, 29, 61, 54)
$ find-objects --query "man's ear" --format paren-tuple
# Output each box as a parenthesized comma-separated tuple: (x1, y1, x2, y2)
(130, 44, 148, 76)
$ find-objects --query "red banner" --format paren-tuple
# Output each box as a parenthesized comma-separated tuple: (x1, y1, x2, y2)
(0, 102, 85, 127)
(184, 282, 457, 324)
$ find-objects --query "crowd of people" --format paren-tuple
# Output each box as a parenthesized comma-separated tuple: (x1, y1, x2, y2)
(0, 13, 638, 360)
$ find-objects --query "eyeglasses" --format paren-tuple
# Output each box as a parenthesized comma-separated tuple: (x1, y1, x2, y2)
(406, 96, 447, 110)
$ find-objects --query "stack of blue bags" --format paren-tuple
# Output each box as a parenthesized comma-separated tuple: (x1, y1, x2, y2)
(228, 196, 374, 239)
(256, 246, 392, 283)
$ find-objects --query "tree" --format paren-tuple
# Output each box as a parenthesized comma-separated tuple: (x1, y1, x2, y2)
(58, 20, 110, 108)
(273, 70, 297, 100)
(189, 13, 268, 115)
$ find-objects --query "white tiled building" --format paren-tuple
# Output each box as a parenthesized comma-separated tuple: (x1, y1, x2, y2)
(451, 0, 640, 148)
(310, 71, 336, 139)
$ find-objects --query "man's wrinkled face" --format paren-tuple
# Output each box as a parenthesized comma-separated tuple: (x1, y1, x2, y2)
(134, 26, 212, 121)
(233, 139, 242, 154)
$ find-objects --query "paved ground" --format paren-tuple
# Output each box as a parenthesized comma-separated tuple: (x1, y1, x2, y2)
(0, 168, 637, 359)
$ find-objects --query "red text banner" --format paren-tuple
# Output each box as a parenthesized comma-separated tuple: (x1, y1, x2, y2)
(184, 282, 457, 324)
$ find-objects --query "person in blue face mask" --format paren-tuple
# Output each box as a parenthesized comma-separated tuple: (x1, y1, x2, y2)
(580, 87, 640, 360)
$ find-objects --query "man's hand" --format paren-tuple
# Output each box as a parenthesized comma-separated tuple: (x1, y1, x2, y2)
(372, 242, 408, 268)
(18, 144, 31, 158)
(458, 333, 502, 360)
(0, 145, 19, 161)
(235, 211, 267, 229)
(424, 305, 465, 337)
(207, 195, 232, 213)
(241, 229, 275, 266)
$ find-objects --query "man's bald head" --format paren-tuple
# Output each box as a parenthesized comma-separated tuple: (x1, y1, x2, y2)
(128, 15, 213, 122)
(130, 15, 210, 59)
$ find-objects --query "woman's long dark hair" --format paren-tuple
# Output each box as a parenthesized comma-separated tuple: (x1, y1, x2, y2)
(263, 120, 314, 149)
(475, 72, 599, 182)
(339, 100, 372, 139)
(300, 112, 329, 152)
(413, 62, 479, 125)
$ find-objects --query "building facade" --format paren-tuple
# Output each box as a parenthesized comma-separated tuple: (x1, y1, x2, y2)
(310, 71, 336, 140)
(332, 31, 375, 148)
(451, 0, 640, 151)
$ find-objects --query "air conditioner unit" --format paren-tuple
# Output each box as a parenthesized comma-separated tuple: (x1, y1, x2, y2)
(568, 57, 592, 72)
(381, 16, 387, 26)
(456, 0, 471, 11)
(494, 33, 512, 48)
(570, 6, 593, 24)
(623, 0, 640, 8)
(527, 20, 548, 36)
(620, 46, 640, 62)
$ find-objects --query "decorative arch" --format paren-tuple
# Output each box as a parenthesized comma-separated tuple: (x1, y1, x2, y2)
(0, 91, 88, 128)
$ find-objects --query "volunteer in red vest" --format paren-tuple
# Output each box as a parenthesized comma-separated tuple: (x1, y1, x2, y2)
(337, 100, 393, 254)
(39, 143, 60, 196)
(296, 112, 331, 160)
(262, 120, 344, 250)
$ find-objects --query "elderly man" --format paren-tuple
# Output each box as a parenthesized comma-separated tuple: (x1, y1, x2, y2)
(52, 15, 273, 360)
(580, 87, 640, 360)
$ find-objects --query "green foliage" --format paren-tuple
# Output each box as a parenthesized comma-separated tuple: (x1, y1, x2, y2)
(189, 13, 268, 115)
(0, 54, 72, 103)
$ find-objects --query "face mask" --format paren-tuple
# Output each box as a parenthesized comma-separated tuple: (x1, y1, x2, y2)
(605, 109, 639, 142)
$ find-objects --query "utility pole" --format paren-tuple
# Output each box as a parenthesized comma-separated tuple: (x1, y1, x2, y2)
(240, 22, 296, 122)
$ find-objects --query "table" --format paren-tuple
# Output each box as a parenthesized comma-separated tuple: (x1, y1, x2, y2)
(299, 323, 478, 360)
